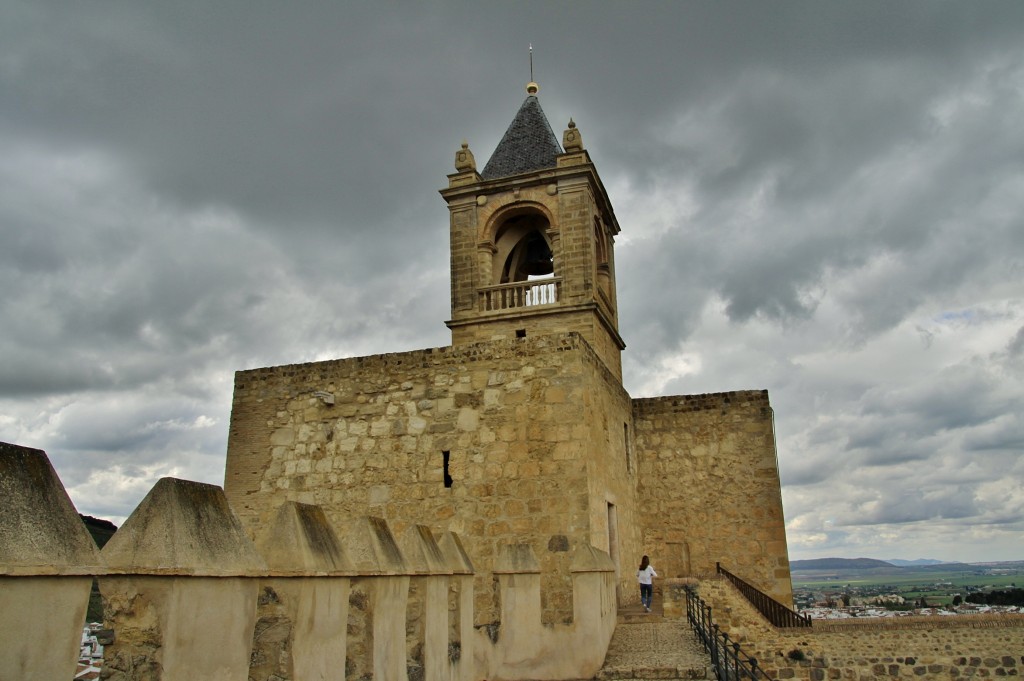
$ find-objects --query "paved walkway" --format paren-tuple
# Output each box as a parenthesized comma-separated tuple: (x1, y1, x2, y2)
(597, 594, 711, 680)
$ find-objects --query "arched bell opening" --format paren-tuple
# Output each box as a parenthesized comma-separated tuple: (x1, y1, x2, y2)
(594, 219, 614, 309)
(491, 211, 554, 285)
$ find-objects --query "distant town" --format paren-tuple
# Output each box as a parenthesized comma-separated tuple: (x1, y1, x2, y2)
(791, 557, 1024, 619)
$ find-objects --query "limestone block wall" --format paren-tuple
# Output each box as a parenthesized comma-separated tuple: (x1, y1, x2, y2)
(693, 576, 1024, 680)
(578, 341, 643, 603)
(225, 332, 639, 624)
(450, 306, 623, 381)
(553, 179, 600, 306)
(633, 391, 793, 605)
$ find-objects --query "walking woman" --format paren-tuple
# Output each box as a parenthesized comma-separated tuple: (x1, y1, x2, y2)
(637, 555, 657, 612)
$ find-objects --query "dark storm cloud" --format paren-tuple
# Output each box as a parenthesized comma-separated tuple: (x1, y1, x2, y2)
(1, 1, 1022, 557)
(838, 487, 981, 526)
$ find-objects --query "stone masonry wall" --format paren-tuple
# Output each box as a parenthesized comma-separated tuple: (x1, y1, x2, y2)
(633, 391, 793, 605)
(697, 577, 1024, 679)
(225, 332, 638, 625)
(450, 307, 622, 382)
(578, 337, 643, 604)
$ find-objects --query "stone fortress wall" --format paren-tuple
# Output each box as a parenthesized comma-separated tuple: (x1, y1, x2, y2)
(226, 332, 644, 625)
(225, 330, 794, 625)
(634, 391, 793, 605)
(673, 576, 1024, 679)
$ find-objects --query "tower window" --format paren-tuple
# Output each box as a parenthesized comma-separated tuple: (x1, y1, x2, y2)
(442, 450, 453, 488)
(516, 329, 527, 338)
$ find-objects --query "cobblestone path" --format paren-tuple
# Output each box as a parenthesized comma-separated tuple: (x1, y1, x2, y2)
(596, 598, 711, 680)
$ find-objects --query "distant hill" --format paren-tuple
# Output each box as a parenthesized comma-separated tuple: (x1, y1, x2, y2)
(904, 561, 973, 572)
(791, 557, 979, 573)
(791, 557, 895, 570)
(80, 514, 118, 623)
(886, 558, 945, 567)
(80, 514, 117, 549)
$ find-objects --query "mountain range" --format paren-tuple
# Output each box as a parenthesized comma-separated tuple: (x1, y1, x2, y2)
(790, 557, 973, 572)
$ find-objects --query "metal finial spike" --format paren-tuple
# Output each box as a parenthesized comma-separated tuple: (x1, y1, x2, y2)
(525, 44, 539, 95)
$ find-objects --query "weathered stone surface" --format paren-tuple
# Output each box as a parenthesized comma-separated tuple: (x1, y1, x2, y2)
(599, 618, 710, 680)
(102, 477, 265, 575)
(0, 443, 103, 681)
(0, 441, 102, 574)
(692, 576, 1024, 680)
(634, 392, 793, 605)
(225, 334, 648, 624)
(257, 501, 352, 573)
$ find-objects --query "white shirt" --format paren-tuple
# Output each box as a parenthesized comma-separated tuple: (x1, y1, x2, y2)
(637, 565, 657, 585)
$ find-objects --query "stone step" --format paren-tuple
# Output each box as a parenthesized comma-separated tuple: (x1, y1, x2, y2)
(596, 665, 709, 680)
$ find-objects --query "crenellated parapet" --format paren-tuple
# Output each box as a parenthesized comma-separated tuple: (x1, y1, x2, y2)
(0, 442, 104, 681)
(1, 441, 618, 681)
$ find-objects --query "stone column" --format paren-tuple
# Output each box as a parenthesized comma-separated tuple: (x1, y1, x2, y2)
(254, 501, 353, 681)
(569, 544, 618, 678)
(437, 531, 475, 681)
(344, 516, 410, 681)
(99, 478, 266, 681)
(398, 525, 450, 681)
(492, 544, 542, 669)
(0, 442, 105, 681)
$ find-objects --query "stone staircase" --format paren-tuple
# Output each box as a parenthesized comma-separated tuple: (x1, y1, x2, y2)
(596, 595, 711, 680)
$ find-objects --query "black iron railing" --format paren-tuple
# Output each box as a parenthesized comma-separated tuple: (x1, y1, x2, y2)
(717, 563, 812, 628)
(685, 585, 767, 680)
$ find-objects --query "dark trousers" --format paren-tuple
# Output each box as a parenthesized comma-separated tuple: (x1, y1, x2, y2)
(640, 583, 652, 608)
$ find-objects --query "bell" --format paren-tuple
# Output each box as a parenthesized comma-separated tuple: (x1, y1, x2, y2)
(518, 234, 554, 277)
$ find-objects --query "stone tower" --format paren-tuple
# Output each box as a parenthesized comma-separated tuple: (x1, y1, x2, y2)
(441, 82, 626, 380)
(224, 81, 795, 630)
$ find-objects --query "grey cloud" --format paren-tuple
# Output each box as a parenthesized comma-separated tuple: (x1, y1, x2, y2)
(953, 407, 1023, 451)
(837, 487, 981, 527)
(2, 0, 1023, 560)
(779, 457, 835, 488)
(1007, 326, 1024, 358)
(861, 365, 1007, 434)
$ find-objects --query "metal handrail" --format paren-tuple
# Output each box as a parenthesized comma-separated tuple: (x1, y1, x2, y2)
(717, 563, 812, 628)
(685, 585, 767, 680)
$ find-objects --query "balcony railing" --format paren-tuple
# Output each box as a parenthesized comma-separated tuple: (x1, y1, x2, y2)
(478, 278, 562, 312)
(685, 585, 767, 680)
(717, 563, 812, 628)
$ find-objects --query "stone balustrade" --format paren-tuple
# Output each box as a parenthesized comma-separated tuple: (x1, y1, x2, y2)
(478, 277, 561, 311)
(0, 441, 617, 681)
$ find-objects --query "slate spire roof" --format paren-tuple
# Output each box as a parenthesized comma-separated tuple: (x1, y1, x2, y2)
(481, 87, 563, 180)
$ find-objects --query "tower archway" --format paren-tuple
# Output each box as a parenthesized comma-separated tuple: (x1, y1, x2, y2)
(489, 208, 554, 285)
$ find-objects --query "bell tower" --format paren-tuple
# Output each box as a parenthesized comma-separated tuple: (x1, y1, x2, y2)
(440, 82, 626, 380)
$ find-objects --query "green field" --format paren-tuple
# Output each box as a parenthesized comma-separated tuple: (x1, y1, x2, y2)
(791, 563, 1023, 608)
(793, 570, 1020, 590)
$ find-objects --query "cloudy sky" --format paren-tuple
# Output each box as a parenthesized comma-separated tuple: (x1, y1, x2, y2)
(2, 1, 1022, 563)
